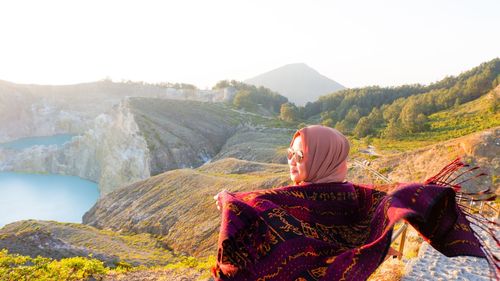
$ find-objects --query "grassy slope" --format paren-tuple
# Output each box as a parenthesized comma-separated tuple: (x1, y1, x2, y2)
(83, 158, 290, 258)
(351, 88, 500, 154)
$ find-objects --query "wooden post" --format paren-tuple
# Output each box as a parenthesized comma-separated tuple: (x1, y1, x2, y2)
(398, 223, 408, 260)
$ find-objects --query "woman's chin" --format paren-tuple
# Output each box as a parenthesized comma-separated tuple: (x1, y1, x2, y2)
(290, 174, 302, 184)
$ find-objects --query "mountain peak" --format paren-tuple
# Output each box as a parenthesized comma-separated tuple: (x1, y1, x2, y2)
(245, 63, 345, 105)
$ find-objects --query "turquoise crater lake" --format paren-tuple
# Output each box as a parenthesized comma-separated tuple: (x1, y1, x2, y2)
(0, 134, 75, 150)
(0, 172, 99, 227)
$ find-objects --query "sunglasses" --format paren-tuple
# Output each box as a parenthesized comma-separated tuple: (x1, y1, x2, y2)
(287, 148, 304, 163)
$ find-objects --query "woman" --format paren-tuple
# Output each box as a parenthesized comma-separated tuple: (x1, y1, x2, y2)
(212, 125, 496, 280)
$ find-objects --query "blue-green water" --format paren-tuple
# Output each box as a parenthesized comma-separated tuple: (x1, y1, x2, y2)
(0, 134, 75, 150)
(0, 172, 99, 227)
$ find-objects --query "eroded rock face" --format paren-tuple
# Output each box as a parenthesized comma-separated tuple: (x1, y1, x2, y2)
(129, 98, 237, 175)
(0, 99, 151, 195)
(81, 100, 152, 195)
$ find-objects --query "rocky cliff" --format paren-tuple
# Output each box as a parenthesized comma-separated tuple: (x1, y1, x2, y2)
(0, 98, 151, 194)
(0, 96, 292, 194)
(0, 79, 229, 143)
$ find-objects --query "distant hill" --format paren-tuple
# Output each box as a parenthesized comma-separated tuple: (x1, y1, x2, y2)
(244, 63, 345, 106)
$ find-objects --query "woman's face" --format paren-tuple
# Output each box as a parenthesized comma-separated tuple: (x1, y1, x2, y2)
(288, 135, 307, 184)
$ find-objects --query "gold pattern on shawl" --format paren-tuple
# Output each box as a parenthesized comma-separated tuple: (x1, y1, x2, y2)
(268, 208, 287, 218)
(454, 223, 471, 232)
(340, 249, 360, 281)
(274, 190, 306, 199)
(309, 266, 328, 278)
(290, 190, 306, 199)
(253, 199, 267, 209)
(410, 185, 425, 204)
(325, 256, 337, 264)
(256, 241, 271, 256)
(257, 266, 284, 281)
(444, 239, 479, 247)
(283, 205, 357, 217)
(266, 223, 286, 242)
(317, 191, 357, 201)
(256, 229, 280, 257)
(304, 192, 319, 200)
(241, 193, 259, 202)
(371, 197, 393, 238)
(285, 205, 312, 212)
(241, 190, 273, 202)
(281, 222, 302, 234)
(257, 250, 321, 281)
(268, 208, 302, 235)
(301, 221, 319, 239)
(288, 250, 320, 260)
(226, 202, 242, 216)
(315, 223, 368, 248)
(221, 220, 261, 266)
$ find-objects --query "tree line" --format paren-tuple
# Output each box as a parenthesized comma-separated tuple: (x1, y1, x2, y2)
(278, 58, 500, 139)
(213, 80, 289, 115)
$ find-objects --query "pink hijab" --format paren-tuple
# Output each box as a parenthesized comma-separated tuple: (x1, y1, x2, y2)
(290, 125, 350, 184)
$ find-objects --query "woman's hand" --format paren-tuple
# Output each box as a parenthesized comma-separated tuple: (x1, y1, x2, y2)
(213, 189, 228, 211)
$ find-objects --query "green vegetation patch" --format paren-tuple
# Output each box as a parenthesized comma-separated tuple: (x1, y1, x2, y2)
(0, 249, 107, 281)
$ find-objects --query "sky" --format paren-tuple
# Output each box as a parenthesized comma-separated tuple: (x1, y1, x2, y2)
(0, 0, 498, 89)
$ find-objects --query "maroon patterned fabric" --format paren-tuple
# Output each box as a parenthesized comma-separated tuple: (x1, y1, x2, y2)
(212, 182, 487, 281)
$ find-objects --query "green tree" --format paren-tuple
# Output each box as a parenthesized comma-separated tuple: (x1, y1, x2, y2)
(353, 116, 373, 138)
(400, 99, 427, 133)
(335, 120, 350, 135)
(383, 119, 404, 139)
(344, 107, 361, 124)
(233, 90, 256, 111)
(280, 103, 299, 122)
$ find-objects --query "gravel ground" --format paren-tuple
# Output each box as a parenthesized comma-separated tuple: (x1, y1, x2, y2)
(403, 222, 499, 281)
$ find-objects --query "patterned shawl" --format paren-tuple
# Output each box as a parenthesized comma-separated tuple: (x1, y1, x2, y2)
(212, 161, 496, 280)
